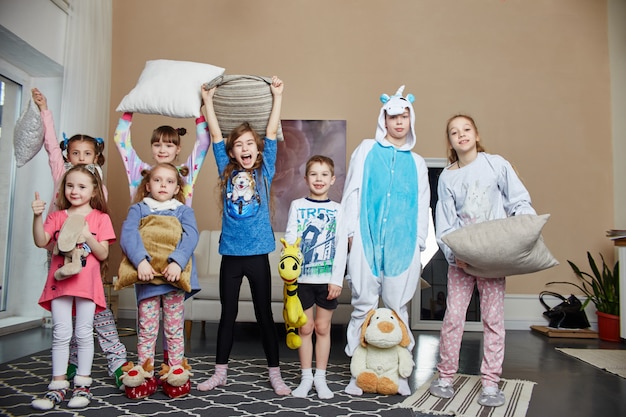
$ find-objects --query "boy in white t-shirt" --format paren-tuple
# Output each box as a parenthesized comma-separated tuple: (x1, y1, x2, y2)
(284, 155, 342, 399)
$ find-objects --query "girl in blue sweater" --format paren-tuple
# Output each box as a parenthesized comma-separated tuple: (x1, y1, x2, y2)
(119, 162, 199, 399)
(198, 76, 290, 396)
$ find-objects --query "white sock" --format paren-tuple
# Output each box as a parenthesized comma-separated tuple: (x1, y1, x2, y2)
(344, 377, 363, 396)
(292, 368, 313, 398)
(398, 377, 411, 396)
(314, 369, 333, 399)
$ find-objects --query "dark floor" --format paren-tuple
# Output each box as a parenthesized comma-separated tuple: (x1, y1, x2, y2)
(1, 319, 625, 417)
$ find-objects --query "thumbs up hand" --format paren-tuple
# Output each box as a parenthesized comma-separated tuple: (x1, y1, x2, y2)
(32, 192, 46, 216)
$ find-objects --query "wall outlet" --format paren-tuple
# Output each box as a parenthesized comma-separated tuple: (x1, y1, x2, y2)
(42, 317, 53, 328)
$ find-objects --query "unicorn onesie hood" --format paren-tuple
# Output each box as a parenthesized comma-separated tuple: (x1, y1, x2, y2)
(331, 85, 430, 359)
(375, 85, 416, 150)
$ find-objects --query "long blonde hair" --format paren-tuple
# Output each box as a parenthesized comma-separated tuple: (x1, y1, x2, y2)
(56, 164, 107, 213)
(445, 114, 486, 164)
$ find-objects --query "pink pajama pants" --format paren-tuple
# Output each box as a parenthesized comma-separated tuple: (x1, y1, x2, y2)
(137, 290, 185, 367)
(437, 266, 506, 388)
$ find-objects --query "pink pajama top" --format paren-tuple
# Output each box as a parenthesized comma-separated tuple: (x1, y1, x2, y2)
(38, 209, 116, 313)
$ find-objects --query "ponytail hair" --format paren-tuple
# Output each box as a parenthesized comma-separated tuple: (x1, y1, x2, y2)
(60, 133, 106, 166)
(150, 125, 187, 146)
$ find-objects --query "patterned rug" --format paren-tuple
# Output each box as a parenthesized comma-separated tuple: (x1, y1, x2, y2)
(398, 374, 535, 417)
(0, 351, 424, 417)
(556, 348, 626, 378)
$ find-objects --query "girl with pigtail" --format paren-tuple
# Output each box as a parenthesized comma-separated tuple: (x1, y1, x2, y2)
(118, 163, 200, 399)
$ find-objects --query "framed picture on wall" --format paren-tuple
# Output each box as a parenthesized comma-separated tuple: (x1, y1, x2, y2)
(272, 120, 346, 231)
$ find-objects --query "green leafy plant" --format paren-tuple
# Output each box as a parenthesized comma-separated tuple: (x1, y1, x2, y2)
(548, 252, 619, 316)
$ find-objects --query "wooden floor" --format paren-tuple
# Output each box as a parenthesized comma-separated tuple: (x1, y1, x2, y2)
(1, 319, 625, 417)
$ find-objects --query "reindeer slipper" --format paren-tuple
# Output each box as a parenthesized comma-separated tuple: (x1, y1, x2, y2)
(120, 360, 158, 399)
(159, 359, 193, 398)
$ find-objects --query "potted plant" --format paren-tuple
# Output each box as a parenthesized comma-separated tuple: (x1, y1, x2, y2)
(548, 252, 620, 341)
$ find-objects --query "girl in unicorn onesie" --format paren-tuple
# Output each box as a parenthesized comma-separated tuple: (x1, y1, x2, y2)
(332, 86, 430, 396)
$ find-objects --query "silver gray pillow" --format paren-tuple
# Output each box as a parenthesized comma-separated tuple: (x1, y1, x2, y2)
(14, 99, 44, 167)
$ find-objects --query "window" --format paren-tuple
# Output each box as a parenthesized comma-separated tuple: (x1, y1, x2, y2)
(0, 76, 20, 313)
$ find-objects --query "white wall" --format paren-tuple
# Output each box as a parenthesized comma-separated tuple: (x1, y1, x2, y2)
(0, 0, 66, 66)
(0, 0, 67, 323)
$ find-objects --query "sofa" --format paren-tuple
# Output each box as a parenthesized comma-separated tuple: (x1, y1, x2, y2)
(183, 230, 354, 338)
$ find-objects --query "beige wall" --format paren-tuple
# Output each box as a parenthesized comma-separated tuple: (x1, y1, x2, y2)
(109, 0, 615, 294)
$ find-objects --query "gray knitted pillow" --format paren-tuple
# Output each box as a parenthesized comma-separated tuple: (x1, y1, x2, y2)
(14, 99, 44, 167)
(204, 75, 283, 141)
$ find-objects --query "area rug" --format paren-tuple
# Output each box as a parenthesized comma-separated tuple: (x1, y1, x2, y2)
(398, 374, 535, 417)
(556, 348, 626, 378)
(0, 350, 419, 417)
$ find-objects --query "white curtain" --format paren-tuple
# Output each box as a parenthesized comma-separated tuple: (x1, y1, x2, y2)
(60, 0, 112, 166)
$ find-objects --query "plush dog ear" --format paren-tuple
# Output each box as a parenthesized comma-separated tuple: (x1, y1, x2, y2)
(391, 309, 411, 347)
(360, 309, 377, 347)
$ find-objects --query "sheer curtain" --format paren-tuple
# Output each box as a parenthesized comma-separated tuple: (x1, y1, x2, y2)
(60, 0, 112, 170)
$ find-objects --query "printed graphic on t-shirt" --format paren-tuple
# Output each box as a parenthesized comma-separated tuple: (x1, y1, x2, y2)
(296, 206, 337, 277)
(226, 170, 261, 219)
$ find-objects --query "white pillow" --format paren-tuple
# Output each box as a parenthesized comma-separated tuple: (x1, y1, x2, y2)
(14, 99, 44, 167)
(116, 59, 225, 118)
(441, 214, 559, 278)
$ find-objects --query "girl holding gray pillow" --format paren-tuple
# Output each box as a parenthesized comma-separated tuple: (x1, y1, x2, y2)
(430, 114, 536, 408)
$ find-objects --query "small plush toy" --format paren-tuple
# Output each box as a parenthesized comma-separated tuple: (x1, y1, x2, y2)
(159, 359, 193, 398)
(350, 307, 414, 395)
(120, 359, 158, 399)
(53, 214, 89, 280)
(278, 237, 307, 349)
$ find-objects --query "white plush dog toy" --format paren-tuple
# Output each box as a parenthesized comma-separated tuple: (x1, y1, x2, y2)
(230, 171, 255, 202)
(350, 307, 414, 395)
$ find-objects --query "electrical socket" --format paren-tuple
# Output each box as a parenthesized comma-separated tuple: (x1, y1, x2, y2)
(42, 316, 53, 328)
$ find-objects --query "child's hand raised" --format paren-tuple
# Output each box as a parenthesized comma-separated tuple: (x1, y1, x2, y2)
(162, 262, 182, 282)
(32, 192, 46, 216)
(31, 88, 48, 111)
(270, 76, 283, 96)
(201, 84, 216, 103)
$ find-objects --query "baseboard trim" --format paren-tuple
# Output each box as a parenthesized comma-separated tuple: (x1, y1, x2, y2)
(119, 294, 599, 332)
(0, 316, 42, 336)
(411, 293, 598, 331)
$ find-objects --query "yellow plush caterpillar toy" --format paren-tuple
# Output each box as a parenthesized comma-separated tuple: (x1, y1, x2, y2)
(278, 237, 307, 349)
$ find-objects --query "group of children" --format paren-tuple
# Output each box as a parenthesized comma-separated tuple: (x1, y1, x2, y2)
(27, 80, 536, 410)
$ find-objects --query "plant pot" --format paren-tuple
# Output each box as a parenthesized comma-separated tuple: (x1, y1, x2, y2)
(596, 311, 621, 342)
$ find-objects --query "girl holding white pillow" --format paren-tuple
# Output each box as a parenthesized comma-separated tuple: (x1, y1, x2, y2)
(430, 114, 536, 408)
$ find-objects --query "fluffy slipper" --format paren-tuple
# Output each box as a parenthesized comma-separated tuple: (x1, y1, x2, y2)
(31, 380, 69, 410)
(67, 376, 92, 409)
